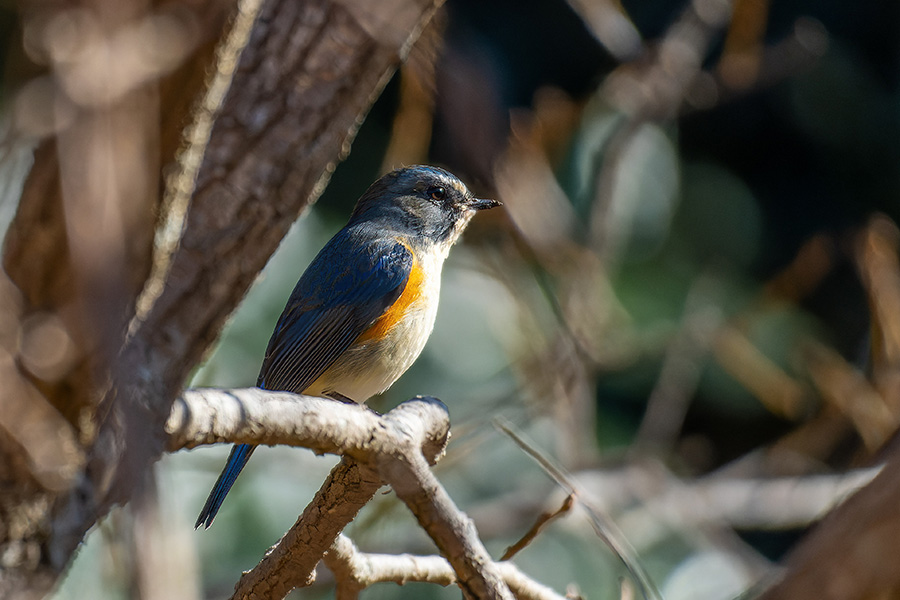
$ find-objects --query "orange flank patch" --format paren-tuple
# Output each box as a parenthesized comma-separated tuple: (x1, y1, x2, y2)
(356, 255, 425, 342)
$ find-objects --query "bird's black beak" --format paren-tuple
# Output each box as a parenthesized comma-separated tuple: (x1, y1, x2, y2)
(469, 197, 501, 211)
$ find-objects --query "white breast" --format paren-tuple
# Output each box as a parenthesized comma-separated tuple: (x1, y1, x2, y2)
(305, 246, 445, 403)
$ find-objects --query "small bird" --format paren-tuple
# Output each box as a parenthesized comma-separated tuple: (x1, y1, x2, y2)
(196, 165, 500, 528)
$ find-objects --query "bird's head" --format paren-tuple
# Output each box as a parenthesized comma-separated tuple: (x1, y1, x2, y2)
(349, 166, 500, 250)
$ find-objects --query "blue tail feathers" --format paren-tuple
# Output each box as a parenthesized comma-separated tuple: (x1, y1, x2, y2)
(195, 443, 257, 529)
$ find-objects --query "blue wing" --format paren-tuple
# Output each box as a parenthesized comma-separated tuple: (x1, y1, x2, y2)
(258, 230, 412, 392)
(196, 227, 412, 528)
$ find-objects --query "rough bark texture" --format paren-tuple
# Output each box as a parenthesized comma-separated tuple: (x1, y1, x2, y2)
(382, 447, 515, 600)
(232, 457, 385, 599)
(166, 388, 522, 599)
(0, 0, 440, 596)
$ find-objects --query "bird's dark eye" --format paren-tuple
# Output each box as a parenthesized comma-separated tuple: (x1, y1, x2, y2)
(428, 186, 446, 201)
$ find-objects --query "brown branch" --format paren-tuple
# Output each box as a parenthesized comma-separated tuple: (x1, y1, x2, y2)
(384, 448, 515, 599)
(172, 393, 453, 599)
(501, 494, 575, 561)
(754, 216, 900, 600)
(496, 419, 663, 600)
(232, 457, 383, 599)
(168, 388, 518, 599)
(325, 534, 455, 598)
(324, 534, 568, 600)
(167, 389, 451, 462)
(856, 215, 900, 412)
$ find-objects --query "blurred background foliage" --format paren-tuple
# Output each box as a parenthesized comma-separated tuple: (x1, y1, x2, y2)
(10, 0, 897, 597)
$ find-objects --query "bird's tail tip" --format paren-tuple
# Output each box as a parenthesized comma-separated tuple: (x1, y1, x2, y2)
(194, 443, 256, 530)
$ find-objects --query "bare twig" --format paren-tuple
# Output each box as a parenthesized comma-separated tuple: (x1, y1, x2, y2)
(565, 0, 643, 61)
(804, 343, 895, 450)
(465, 461, 875, 554)
(325, 534, 454, 599)
(501, 494, 575, 561)
(228, 395, 451, 599)
(324, 534, 568, 600)
(856, 216, 900, 409)
(592, 0, 734, 258)
(495, 419, 662, 600)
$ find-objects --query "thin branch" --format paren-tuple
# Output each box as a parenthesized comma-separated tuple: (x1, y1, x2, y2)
(325, 534, 454, 598)
(501, 494, 575, 561)
(465, 462, 876, 555)
(634, 272, 725, 452)
(495, 418, 662, 600)
(324, 534, 568, 600)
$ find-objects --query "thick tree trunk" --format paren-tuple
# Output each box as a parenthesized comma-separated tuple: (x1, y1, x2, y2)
(0, 0, 440, 596)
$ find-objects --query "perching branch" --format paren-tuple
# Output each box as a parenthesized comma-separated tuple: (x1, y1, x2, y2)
(167, 388, 450, 462)
(168, 391, 450, 597)
(168, 389, 558, 599)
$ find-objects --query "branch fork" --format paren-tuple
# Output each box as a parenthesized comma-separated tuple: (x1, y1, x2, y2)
(167, 388, 559, 599)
